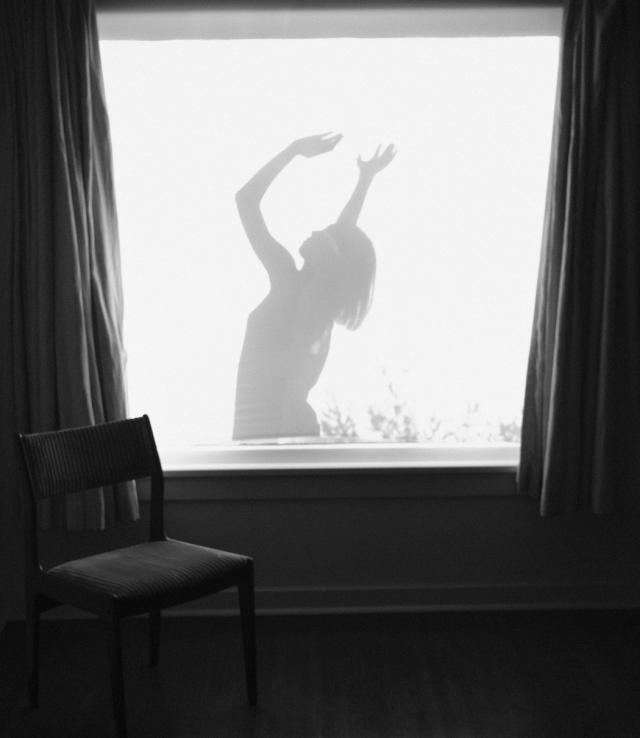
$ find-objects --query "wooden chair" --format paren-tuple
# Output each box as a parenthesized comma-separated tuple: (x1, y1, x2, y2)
(17, 415, 256, 738)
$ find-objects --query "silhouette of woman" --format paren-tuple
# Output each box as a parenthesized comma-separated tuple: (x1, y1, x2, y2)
(232, 133, 396, 441)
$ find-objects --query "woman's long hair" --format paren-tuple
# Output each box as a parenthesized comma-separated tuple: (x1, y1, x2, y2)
(324, 223, 376, 331)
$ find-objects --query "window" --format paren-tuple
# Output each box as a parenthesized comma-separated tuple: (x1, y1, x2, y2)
(98, 5, 561, 470)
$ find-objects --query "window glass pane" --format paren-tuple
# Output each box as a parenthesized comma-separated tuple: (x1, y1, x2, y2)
(100, 17, 559, 447)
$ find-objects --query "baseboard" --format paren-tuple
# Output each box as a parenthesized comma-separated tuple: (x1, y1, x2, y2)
(40, 581, 640, 620)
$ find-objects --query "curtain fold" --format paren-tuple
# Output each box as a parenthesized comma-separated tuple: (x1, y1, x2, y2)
(518, 0, 640, 514)
(1, 0, 139, 530)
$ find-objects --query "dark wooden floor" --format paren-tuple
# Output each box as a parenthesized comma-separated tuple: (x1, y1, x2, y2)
(1, 610, 639, 738)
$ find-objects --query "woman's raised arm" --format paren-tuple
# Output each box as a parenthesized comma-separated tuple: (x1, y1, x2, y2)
(236, 134, 343, 282)
(336, 144, 396, 228)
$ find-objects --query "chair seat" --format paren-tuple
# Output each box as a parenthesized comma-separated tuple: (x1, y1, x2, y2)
(47, 539, 251, 603)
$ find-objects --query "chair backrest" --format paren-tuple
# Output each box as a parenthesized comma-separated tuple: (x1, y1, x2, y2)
(18, 416, 161, 500)
(18, 416, 165, 571)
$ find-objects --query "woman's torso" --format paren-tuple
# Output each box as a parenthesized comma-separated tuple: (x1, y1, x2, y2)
(233, 272, 333, 440)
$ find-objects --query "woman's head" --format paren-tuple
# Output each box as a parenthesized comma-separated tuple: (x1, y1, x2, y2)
(316, 223, 376, 331)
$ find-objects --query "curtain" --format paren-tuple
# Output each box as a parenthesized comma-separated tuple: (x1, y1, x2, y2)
(0, 0, 139, 529)
(518, 0, 640, 515)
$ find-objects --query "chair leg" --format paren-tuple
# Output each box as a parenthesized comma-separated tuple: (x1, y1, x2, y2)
(105, 616, 128, 738)
(149, 609, 161, 668)
(238, 570, 257, 705)
(25, 595, 40, 708)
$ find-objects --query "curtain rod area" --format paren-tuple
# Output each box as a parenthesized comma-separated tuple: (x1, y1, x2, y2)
(96, 1, 564, 11)
(97, 2, 563, 40)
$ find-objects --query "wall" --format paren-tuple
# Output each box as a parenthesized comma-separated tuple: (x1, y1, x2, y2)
(156, 470, 640, 614)
(3, 469, 638, 622)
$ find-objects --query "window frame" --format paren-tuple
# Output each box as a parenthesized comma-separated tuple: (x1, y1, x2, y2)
(97, 0, 561, 475)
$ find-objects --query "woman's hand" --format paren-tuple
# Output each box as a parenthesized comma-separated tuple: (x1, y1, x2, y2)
(357, 144, 397, 178)
(291, 133, 343, 158)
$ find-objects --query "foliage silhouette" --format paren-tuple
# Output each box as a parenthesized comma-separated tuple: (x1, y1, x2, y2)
(319, 375, 522, 443)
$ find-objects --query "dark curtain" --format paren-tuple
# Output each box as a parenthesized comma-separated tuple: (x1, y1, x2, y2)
(0, 0, 139, 529)
(518, 0, 640, 514)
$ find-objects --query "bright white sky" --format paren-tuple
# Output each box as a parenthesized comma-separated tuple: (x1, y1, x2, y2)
(100, 36, 559, 446)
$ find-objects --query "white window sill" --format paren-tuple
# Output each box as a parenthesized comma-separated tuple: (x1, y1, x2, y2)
(158, 442, 520, 476)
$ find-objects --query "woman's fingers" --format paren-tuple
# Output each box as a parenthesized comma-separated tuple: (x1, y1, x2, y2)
(317, 133, 343, 152)
(294, 132, 343, 157)
(297, 134, 396, 162)
(382, 144, 397, 163)
(379, 144, 395, 158)
(358, 143, 397, 171)
(377, 144, 396, 166)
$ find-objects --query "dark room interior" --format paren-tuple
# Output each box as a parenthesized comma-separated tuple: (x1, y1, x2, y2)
(2, 0, 639, 736)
